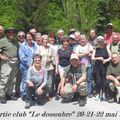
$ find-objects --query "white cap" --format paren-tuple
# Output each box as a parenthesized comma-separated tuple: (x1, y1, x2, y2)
(70, 54, 79, 60)
(69, 34, 75, 40)
(97, 36, 104, 41)
(107, 23, 113, 27)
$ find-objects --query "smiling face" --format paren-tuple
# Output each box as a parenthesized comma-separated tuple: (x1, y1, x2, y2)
(70, 59, 79, 67)
(112, 34, 120, 43)
(42, 35, 49, 47)
(80, 35, 87, 46)
(34, 57, 41, 67)
(90, 30, 96, 39)
(7, 30, 15, 40)
(18, 31, 25, 43)
(62, 39, 69, 49)
(35, 34, 42, 45)
(111, 53, 120, 64)
(49, 37, 55, 44)
(26, 33, 33, 46)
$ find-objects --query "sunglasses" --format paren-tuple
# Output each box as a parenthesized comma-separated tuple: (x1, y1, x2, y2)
(18, 35, 25, 39)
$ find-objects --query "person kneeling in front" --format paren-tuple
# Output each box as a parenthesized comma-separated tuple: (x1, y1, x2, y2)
(25, 54, 48, 109)
(60, 53, 87, 106)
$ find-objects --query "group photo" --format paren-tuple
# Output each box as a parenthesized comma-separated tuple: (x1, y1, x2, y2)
(0, 0, 120, 120)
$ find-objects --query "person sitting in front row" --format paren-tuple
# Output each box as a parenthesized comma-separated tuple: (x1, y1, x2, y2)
(106, 53, 120, 103)
(60, 53, 87, 107)
(25, 54, 47, 109)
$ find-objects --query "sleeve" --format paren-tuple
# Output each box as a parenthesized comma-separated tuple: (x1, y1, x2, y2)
(18, 44, 27, 63)
(36, 46, 41, 54)
(40, 68, 48, 88)
(81, 64, 86, 75)
(88, 43, 94, 52)
(0, 38, 5, 52)
(73, 45, 80, 54)
(19, 44, 33, 67)
(27, 67, 32, 80)
(106, 65, 112, 76)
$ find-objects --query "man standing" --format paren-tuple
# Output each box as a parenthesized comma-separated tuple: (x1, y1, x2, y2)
(60, 53, 87, 106)
(106, 53, 120, 103)
(0, 27, 18, 104)
(103, 23, 114, 45)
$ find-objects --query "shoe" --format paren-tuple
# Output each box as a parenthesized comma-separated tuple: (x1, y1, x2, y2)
(108, 98, 114, 103)
(11, 96, 18, 101)
(100, 96, 105, 101)
(22, 96, 26, 101)
(95, 94, 100, 101)
(88, 94, 93, 98)
(6, 94, 18, 101)
(31, 96, 36, 102)
(46, 96, 52, 101)
(61, 98, 72, 103)
(0, 97, 6, 104)
(25, 102, 31, 109)
(55, 94, 60, 100)
(78, 98, 86, 107)
(109, 83, 115, 92)
(15, 92, 20, 98)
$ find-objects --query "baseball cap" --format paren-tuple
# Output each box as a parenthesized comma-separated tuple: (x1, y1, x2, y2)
(70, 54, 79, 60)
(69, 34, 75, 40)
(97, 36, 104, 41)
(107, 23, 113, 27)
(5, 27, 16, 33)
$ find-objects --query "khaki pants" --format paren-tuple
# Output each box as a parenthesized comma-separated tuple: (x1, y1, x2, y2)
(63, 82, 87, 98)
(0, 60, 18, 97)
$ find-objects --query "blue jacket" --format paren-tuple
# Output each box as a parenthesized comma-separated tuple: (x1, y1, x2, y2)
(18, 41, 37, 70)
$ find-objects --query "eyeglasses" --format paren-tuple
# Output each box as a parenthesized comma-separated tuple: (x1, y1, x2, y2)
(18, 35, 25, 39)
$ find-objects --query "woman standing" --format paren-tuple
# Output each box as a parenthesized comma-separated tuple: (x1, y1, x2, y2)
(92, 36, 111, 101)
(19, 32, 37, 100)
(55, 36, 73, 100)
(74, 34, 93, 98)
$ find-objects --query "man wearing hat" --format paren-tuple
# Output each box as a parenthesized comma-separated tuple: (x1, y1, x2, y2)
(60, 53, 87, 106)
(0, 27, 18, 104)
(103, 23, 114, 45)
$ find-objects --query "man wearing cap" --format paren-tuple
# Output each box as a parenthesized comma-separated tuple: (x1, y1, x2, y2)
(103, 23, 114, 45)
(0, 27, 18, 104)
(60, 53, 87, 106)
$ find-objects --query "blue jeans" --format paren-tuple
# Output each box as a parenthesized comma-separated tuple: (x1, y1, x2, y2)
(20, 68, 28, 97)
(86, 66, 92, 95)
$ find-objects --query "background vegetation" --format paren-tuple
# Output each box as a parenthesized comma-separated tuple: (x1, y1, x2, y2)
(0, 0, 120, 35)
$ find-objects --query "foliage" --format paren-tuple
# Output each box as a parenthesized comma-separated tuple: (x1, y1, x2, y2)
(0, 0, 120, 34)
